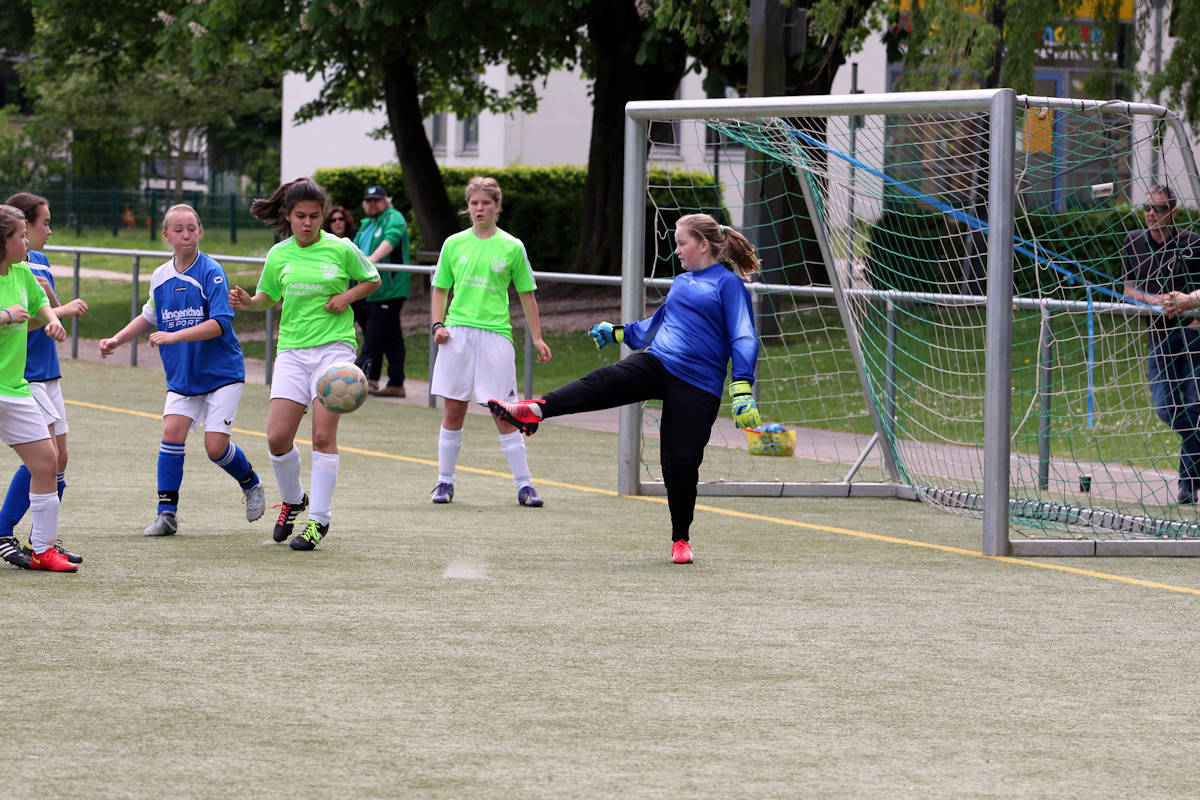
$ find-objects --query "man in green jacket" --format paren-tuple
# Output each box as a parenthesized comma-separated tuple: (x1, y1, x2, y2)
(354, 185, 410, 397)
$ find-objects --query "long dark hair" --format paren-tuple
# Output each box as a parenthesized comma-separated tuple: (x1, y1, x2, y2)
(250, 178, 329, 238)
(4, 192, 47, 225)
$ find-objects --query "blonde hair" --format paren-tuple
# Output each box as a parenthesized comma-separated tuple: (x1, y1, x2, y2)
(465, 176, 502, 206)
(0, 205, 25, 263)
(676, 213, 761, 279)
(162, 203, 202, 232)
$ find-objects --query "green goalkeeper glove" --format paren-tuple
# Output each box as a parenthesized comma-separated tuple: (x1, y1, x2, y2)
(728, 380, 761, 429)
(588, 321, 624, 350)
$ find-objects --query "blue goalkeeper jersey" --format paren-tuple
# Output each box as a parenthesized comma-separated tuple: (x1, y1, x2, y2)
(141, 252, 244, 395)
(23, 250, 60, 383)
(623, 262, 758, 397)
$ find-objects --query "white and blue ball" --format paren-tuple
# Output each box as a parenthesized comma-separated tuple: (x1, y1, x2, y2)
(316, 362, 368, 413)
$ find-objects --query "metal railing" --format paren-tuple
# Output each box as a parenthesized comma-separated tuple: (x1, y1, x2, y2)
(42, 245, 634, 407)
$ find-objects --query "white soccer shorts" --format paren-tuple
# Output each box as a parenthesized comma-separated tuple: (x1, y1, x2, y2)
(0, 396, 53, 446)
(163, 382, 245, 435)
(29, 378, 68, 436)
(430, 325, 518, 403)
(270, 342, 357, 408)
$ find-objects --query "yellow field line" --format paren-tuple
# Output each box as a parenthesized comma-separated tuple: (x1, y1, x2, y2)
(67, 398, 1200, 595)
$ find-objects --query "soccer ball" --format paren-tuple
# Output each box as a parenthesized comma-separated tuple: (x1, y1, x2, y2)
(316, 363, 368, 413)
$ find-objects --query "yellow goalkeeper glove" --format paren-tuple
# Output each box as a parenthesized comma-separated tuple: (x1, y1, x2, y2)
(728, 379, 761, 429)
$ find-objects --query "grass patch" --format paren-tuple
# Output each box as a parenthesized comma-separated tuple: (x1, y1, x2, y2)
(5, 359, 1200, 799)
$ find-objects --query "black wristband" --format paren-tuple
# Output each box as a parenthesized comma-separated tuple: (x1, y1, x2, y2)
(431, 321, 445, 334)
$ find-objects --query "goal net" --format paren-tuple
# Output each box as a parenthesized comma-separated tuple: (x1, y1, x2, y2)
(622, 89, 1200, 555)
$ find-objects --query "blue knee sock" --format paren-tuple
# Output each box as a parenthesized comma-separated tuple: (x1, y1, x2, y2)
(0, 465, 31, 536)
(211, 442, 258, 488)
(157, 441, 185, 514)
(57, 471, 65, 501)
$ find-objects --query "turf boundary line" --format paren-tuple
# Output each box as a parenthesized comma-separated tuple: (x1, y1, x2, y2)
(68, 398, 1200, 596)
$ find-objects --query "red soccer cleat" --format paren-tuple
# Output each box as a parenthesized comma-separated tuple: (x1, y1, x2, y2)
(30, 546, 78, 572)
(487, 398, 545, 436)
(671, 539, 693, 565)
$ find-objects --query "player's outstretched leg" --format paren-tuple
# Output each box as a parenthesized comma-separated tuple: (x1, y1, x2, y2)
(487, 399, 545, 436)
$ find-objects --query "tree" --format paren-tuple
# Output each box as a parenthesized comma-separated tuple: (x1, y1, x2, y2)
(649, 0, 885, 287)
(569, 3, 690, 275)
(1151, 1, 1200, 129)
(173, 0, 580, 253)
(21, 0, 281, 195)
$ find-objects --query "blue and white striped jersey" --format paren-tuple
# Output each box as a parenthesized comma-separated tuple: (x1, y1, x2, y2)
(142, 252, 244, 395)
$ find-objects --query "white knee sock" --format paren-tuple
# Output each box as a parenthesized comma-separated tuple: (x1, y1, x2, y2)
(499, 430, 532, 489)
(438, 427, 463, 485)
(309, 451, 339, 526)
(269, 445, 304, 504)
(29, 491, 59, 554)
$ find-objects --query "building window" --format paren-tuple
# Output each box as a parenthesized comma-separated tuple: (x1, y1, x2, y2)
(649, 119, 680, 154)
(650, 85, 682, 156)
(458, 116, 479, 154)
(428, 113, 446, 154)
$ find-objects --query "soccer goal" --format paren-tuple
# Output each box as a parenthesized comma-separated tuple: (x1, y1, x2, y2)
(620, 88, 1200, 556)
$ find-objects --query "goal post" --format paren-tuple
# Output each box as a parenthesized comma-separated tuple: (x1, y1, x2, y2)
(620, 88, 1200, 556)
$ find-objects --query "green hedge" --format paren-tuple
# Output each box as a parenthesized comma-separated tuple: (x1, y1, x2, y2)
(313, 164, 722, 273)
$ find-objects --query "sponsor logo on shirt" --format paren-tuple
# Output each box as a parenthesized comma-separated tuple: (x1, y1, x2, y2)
(160, 306, 205, 330)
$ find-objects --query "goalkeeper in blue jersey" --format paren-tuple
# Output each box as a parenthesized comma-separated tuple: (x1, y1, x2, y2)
(99, 205, 264, 537)
(489, 213, 761, 564)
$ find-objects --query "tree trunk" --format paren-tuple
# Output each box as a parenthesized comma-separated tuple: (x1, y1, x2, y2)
(570, 4, 688, 276)
(380, 54, 458, 256)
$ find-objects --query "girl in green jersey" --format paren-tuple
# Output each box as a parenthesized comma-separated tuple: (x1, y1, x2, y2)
(231, 179, 380, 551)
(0, 205, 74, 571)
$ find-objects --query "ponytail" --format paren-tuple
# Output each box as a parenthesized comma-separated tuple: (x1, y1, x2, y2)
(676, 213, 762, 280)
(250, 178, 328, 238)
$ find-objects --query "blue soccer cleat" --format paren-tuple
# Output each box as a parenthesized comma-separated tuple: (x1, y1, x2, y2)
(517, 485, 544, 508)
(431, 482, 454, 504)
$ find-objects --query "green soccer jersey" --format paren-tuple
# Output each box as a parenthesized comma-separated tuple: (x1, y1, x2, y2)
(432, 228, 536, 341)
(354, 206, 410, 302)
(258, 231, 380, 351)
(0, 262, 48, 397)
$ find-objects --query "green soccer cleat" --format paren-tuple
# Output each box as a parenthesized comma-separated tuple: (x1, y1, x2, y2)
(289, 520, 328, 551)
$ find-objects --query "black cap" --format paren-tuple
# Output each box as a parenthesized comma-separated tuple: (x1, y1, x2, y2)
(363, 185, 388, 200)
